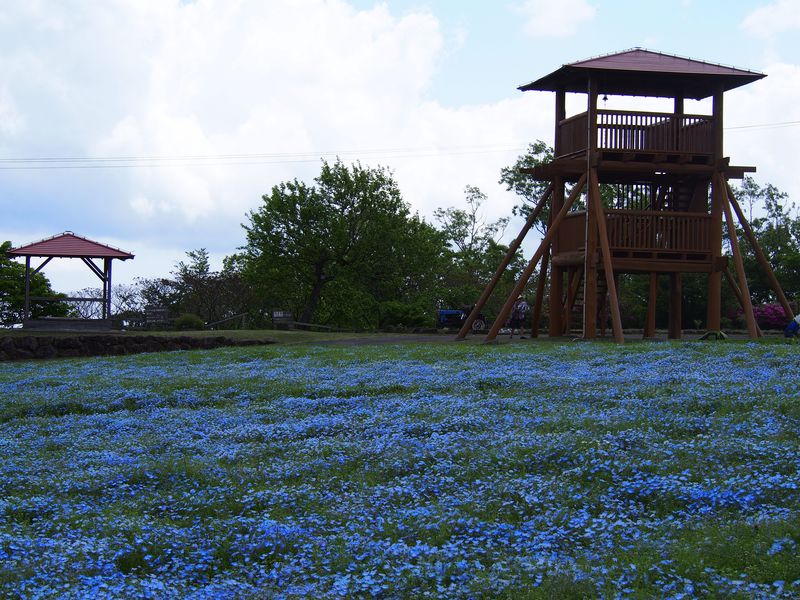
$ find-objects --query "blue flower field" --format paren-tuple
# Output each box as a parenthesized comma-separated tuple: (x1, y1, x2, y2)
(1, 340, 799, 598)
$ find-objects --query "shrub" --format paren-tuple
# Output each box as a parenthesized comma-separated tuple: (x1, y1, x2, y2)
(174, 313, 205, 331)
(751, 303, 790, 330)
(378, 301, 430, 330)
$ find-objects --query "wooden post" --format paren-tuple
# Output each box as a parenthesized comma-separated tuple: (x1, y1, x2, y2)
(530, 249, 549, 337)
(548, 177, 565, 337)
(707, 175, 724, 331)
(554, 88, 566, 156)
(590, 170, 624, 343)
(644, 272, 658, 338)
(484, 174, 587, 342)
(725, 180, 794, 321)
(101, 258, 108, 319)
(584, 179, 599, 339)
(668, 273, 682, 339)
(24, 256, 31, 321)
(456, 184, 554, 339)
(583, 77, 599, 339)
(712, 86, 724, 162)
(722, 184, 759, 338)
(705, 85, 725, 332)
(674, 94, 684, 151)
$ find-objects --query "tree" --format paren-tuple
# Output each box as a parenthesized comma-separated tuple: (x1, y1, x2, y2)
(235, 159, 448, 328)
(136, 249, 256, 327)
(66, 288, 104, 319)
(729, 177, 800, 304)
(0, 241, 68, 325)
(499, 141, 554, 233)
(500, 140, 618, 234)
(434, 186, 523, 318)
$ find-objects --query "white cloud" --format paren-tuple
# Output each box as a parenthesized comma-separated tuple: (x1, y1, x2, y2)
(80, 0, 448, 223)
(741, 0, 800, 37)
(0, 88, 23, 135)
(19, 2, 797, 297)
(2, 0, 555, 289)
(725, 62, 800, 205)
(513, 0, 597, 38)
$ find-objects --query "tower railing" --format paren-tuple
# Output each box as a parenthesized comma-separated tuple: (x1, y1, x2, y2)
(556, 210, 711, 256)
(557, 110, 715, 158)
(604, 210, 711, 253)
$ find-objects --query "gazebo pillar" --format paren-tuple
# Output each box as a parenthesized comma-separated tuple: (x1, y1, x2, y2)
(24, 257, 31, 320)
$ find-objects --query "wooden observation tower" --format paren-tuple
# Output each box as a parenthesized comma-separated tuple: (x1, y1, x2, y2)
(458, 48, 793, 342)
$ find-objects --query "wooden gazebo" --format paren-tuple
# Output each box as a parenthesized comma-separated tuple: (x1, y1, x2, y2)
(8, 231, 134, 327)
(459, 48, 792, 342)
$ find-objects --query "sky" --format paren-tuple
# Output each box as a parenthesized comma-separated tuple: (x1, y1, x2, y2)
(1, 0, 799, 293)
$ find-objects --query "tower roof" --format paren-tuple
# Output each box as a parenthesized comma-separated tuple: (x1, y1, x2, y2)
(8, 231, 134, 260)
(519, 48, 765, 99)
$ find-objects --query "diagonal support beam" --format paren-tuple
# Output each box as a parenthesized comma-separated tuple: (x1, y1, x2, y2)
(720, 174, 758, 338)
(725, 180, 794, 321)
(530, 248, 549, 338)
(81, 257, 107, 281)
(32, 257, 53, 275)
(723, 267, 763, 337)
(589, 169, 624, 343)
(456, 183, 553, 340)
(484, 174, 587, 342)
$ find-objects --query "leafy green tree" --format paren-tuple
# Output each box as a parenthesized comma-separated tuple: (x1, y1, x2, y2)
(137, 249, 256, 328)
(235, 159, 448, 328)
(499, 141, 554, 233)
(0, 241, 68, 325)
(729, 177, 800, 303)
(434, 186, 523, 320)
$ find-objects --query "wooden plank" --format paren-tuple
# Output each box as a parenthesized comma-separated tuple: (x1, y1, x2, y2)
(610, 258, 713, 273)
(31, 296, 103, 303)
(598, 161, 715, 175)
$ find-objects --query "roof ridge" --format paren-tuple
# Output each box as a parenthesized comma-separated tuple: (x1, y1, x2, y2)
(9, 231, 134, 259)
(568, 47, 764, 76)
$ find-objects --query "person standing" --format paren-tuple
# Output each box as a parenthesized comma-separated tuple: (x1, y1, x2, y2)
(509, 296, 530, 339)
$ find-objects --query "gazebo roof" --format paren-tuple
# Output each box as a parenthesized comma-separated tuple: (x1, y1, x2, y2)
(518, 48, 766, 99)
(8, 231, 134, 260)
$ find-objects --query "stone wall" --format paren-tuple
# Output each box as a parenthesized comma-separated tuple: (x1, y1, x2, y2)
(0, 335, 273, 361)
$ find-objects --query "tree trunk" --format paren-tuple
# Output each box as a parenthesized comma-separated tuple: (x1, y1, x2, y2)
(300, 261, 330, 323)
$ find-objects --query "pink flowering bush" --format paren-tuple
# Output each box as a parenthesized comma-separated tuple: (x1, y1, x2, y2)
(751, 303, 790, 330)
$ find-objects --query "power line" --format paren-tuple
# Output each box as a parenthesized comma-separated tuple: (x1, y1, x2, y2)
(0, 118, 797, 171)
(725, 120, 800, 131)
(0, 144, 527, 170)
